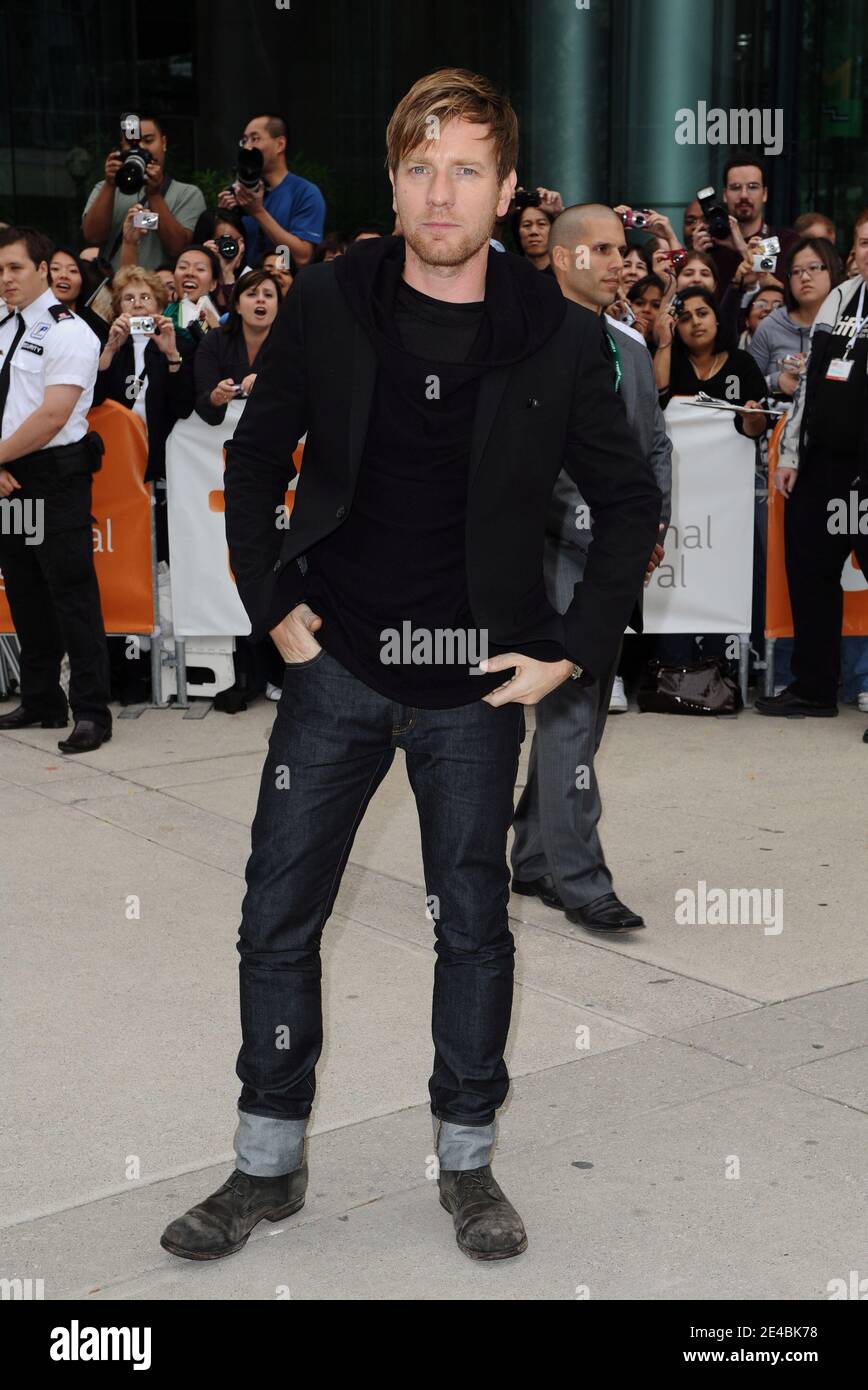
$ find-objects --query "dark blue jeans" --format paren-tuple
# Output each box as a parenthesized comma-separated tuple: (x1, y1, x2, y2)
(236, 649, 524, 1129)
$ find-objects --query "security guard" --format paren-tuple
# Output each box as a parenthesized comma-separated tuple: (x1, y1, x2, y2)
(0, 226, 112, 753)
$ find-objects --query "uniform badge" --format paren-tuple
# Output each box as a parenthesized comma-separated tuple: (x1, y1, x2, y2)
(28, 322, 51, 341)
(48, 304, 75, 322)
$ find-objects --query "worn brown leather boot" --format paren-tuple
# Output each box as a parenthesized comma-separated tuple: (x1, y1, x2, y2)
(438, 1165, 527, 1260)
(160, 1165, 308, 1261)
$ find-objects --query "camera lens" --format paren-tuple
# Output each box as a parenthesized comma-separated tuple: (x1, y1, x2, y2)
(116, 148, 147, 195)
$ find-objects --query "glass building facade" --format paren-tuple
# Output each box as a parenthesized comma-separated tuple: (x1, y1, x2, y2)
(1, 0, 867, 254)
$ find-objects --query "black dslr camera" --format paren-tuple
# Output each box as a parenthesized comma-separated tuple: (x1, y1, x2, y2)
(235, 141, 264, 190)
(696, 186, 730, 241)
(215, 235, 239, 261)
(115, 113, 150, 195)
(513, 186, 541, 210)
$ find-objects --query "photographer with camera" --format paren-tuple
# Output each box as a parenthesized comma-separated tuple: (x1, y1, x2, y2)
(94, 266, 195, 559)
(217, 114, 325, 270)
(695, 156, 797, 294)
(81, 114, 206, 273)
(193, 269, 281, 425)
(192, 208, 250, 315)
(508, 186, 563, 270)
(193, 269, 285, 712)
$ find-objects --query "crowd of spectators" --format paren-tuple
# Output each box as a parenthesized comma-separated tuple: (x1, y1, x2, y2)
(2, 121, 866, 718)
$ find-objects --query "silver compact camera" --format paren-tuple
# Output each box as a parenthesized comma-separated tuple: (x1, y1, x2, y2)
(752, 236, 780, 272)
(132, 209, 159, 230)
(129, 315, 156, 334)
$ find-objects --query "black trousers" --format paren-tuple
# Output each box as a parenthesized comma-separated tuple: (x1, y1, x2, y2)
(784, 451, 868, 705)
(0, 475, 111, 724)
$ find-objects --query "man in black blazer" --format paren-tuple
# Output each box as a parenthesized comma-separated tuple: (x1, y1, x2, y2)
(161, 69, 660, 1265)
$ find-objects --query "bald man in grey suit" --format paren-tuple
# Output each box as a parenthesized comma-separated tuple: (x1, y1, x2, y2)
(511, 204, 672, 932)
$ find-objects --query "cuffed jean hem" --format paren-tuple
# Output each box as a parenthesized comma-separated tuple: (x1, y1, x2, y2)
(234, 1109, 307, 1177)
(433, 1116, 497, 1171)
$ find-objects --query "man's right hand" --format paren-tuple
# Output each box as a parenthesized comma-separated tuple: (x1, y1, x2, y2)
(104, 150, 123, 186)
(270, 602, 324, 662)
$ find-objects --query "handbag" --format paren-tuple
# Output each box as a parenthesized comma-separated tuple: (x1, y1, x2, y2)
(637, 656, 742, 716)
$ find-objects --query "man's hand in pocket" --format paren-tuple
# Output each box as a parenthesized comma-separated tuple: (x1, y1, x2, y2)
(270, 602, 324, 662)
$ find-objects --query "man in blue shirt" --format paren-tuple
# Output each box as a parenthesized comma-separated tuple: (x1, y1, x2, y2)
(218, 114, 325, 268)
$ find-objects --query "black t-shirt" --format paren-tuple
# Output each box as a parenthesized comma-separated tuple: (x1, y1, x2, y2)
(806, 285, 868, 460)
(306, 280, 513, 707)
(662, 346, 767, 434)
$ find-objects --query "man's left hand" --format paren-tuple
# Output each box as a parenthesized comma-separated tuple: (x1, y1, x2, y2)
(646, 541, 665, 577)
(481, 654, 575, 707)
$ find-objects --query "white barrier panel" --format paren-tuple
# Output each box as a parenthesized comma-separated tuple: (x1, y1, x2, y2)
(165, 400, 252, 638)
(641, 396, 755, 634)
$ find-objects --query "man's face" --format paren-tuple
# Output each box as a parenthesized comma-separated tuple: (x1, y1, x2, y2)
(724, 166, 766, 225)
(242, 118, 285, 169)
(0, 242, 48, 308)
(554, 213, 625, 309)
(683, 199, 704, 248)
(852, 222, 868, 281)
(390, 117, 515, 269)
(121, 119, 165, 168)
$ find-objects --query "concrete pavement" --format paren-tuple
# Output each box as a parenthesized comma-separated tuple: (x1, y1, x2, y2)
(1, 694, 866, 1299)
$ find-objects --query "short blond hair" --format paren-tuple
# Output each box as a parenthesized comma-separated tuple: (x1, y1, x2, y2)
(110, 265, 169, 317)
(385, 68, 518, 185)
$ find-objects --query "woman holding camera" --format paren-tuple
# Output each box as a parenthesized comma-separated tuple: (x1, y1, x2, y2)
(194, 269, 281, 425)
(193, 208, 251, 315)
(193, 269, 284, 711)
(94, 267, 195, 558)
(748, 237, 842, 398)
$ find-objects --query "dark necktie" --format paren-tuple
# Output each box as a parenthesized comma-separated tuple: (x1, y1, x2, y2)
(0, 313, 27, 436)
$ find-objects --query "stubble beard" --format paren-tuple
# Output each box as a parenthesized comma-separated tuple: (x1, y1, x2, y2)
(402, 218, 492, 270)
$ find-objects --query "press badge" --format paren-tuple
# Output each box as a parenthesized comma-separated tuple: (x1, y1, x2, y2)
(826, 358, 853, 381)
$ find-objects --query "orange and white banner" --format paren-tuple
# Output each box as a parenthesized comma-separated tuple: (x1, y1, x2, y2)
(766, 411, 868, 637)
(0, 400, 153, 635)
(164, 402, 299, 638)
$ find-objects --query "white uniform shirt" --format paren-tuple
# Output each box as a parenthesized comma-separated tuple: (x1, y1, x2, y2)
(0, 288, 99, 446)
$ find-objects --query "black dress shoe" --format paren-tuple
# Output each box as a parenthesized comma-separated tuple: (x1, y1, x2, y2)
(566, 893, 646, 932)
(755, 687, 837, 718)
(57, 720, 112, 754)
(0, 705, 67, 730)
(439, 1165, 527, 1261)
(511, 876, 564, 910)
(160, 1164, 308, 1261)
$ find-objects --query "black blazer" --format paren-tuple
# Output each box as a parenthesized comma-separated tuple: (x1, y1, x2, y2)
(93, 336, 195, 481)
(194, 326, 261, 426)
(224, 257, 661, 681)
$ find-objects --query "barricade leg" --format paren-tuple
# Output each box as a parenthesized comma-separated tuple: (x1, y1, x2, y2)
(739, 635, 750, 707)
(764, 638, 776, 698)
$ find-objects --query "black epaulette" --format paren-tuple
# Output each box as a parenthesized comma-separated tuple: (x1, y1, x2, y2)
(48, 304, 76, 322)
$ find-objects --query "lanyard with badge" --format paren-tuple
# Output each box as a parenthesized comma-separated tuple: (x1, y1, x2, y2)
(605, 329, 623, 393)
(826, 281, 868, 382)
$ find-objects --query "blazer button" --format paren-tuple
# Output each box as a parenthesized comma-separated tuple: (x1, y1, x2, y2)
(273, 560, 281, 572)
(526, 397, 540, 408)
(336, 505, 346, 519)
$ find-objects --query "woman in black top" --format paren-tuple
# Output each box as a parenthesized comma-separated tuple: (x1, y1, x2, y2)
(652, 286, 771, 673)
(654, 286, 768, 436)
(194, 269, 282, 425)
(193, 269, 284, 711)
